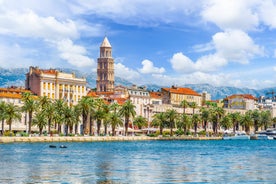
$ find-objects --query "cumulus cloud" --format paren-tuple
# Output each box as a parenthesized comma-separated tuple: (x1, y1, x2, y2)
(213, 30, 264, 63)
(115, 63, 140, 81)
(201, 0, 259, 31)
(55, 39, 95, 67)
(139, 59, 165, 74)
(258, 0, 276, 29)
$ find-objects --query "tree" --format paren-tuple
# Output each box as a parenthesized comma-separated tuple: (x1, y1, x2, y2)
(63, 105, 76, 135)
(45, 102, 55, 134)
(165, 109, 178, 136)
(151, 112, 167, 136)
(251, 110, 261, 133)
(22, 92, 37, 134)
(133, 115, 147, 129)
(93, 99, 105, 135)
(210, 107, 224, 135)
(240, 112, 253, 134)
(32, 110, 47, 135)
(200, 107, 210, 131)
(189, 102, 197, 115)
(118, 100, 136, 136)
(177, 113, 192, 135)
(0, 101, 7, 135)
(180, 100, 189, 114)
(53, 99, 65, 134)
(78, 96, 94, 135)
(260, 110, 272, 130)
(229, 112, 241, 133)
(4, 103, 21, 131)
(192, 114, 201, 135)
(221, 114, 233, 130)
(109, 112, 123, 136)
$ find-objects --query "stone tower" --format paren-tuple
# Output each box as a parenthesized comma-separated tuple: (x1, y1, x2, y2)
(96, 37, 114, 92)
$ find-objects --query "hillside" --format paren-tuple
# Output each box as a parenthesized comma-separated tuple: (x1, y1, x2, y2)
(0, 67, 273, 100)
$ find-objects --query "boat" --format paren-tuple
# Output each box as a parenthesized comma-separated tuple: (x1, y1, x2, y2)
(223, 132, 250, 140)
(49, 145, 57, 148)
(257, 129, 276, 136)
(60, 145, 67, 148)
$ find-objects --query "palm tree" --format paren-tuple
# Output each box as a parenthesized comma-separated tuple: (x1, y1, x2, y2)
(63, 105, 76, 135)
(78, 96, 94, 135)
(133, 115, 147, 129)
(200, 107, 210, 131)
(260, 110, 272, 130)
(93, 99, 105, 136)
(54, 99, 65, 134)
(0, 101, 7, 135)
(192, 114, 201, 135)
(109, 112, 123, 136)
(210, 107, 224, 135)
(38, 96, 51, 110)
(151, 112, 167, 136)
(22, 92, 37, 134)
(177, 113, 192, 135)
(73, 104, 82, 134)
(241, 112, 253, 134)
(221, 114, 233, 131)
(118, 100, 136, 136)
(189, 102, 197, 115)
(32, 110, 47, 135)
(45, 102, 55, 134)
(102, 103, 110, 135)
(229, 112, 241, 133)
(165, 109, 178, 136)
(180, 100, 189, 114)
(4, 103, 21, 132)
(251, 110, 260, 133)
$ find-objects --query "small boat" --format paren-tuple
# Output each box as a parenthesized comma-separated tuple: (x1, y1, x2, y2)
(223, 132, 250, 140)
(60, 145, 67, 148)
(49, 145, 57, 148)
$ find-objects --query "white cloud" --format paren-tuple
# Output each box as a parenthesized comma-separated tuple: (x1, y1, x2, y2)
(115, 63, 140, 81)
(55, 39, 95, 68)
(201, 0, 259, 31)
(170, 52, 195, 73)
(258, 0, 276, 29)
(213, 30, 264, 64)
(0, 10, 78, 40)
(139, 59, 165, 74)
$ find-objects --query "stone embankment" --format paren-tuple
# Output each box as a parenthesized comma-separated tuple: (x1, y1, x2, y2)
(0, 136, 222, 143)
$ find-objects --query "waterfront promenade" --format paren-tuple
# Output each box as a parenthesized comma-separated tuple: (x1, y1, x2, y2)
(0, 135, 222, 143)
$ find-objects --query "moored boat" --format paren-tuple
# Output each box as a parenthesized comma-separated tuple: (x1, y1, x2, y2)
(223, 132, 250, 140)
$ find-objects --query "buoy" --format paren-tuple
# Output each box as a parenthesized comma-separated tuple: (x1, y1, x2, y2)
(60, 145, 67, 148)
(49, 145, 57, 148)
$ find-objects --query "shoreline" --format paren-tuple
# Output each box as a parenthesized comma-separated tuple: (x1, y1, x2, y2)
(0, 136, 222, 144)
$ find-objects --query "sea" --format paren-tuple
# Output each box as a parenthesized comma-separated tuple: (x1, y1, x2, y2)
(0, 140, 275, 183)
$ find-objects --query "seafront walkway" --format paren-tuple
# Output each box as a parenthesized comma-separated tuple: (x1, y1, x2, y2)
(0, 135, 222, 143)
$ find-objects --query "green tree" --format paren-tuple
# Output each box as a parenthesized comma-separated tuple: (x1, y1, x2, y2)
(0, 101, 7, 135)
(189, 102, 197, 115)
(180, 100, 189, 114)
(221, 114, 233, 130)
(32, 110, 47, 135)
(210, 107, 224, 135)
(229, 112, 241, 133)
(177, 113, 192, 135)
(119, 100, 136, 136)
(45, 102, 55, 134)
(54, 99, 65, 134)
(63, 105, 76, 135)
(133, 115, 147, 129)
(192, 114, 201, 135)
(151, 112, 167, 136)
(241, 112, 253, 134)
(78, 96, 94, 135)
(4, 103, 21, 131)
(251, 110, 261, 133)
(109, 112, 123, 136)
(22, 92, 37, 134)
(200, 107, 210, 131)
(93, 99, 105, 135)
(260, 110, 272, 130)
(165, 109, 178, 136)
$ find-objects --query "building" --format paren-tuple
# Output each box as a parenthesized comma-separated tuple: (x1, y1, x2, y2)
(128, 85, 150, 116)
(0, 87, 32, 132)
(96, 37, 115, 92)
(162, 86, 202, 107)
(202, 91, 211, 106)
(25, 66, 87, 105)
(224, 94, 258, 110)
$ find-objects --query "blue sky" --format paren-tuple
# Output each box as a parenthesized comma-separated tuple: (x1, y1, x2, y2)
(0, 0, 276, 89)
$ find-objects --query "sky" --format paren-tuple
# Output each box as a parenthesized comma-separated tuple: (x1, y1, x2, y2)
(0, 0, 276, 89)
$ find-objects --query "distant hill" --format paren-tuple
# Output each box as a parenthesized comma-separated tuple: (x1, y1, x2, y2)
(0, 67, 274, 100)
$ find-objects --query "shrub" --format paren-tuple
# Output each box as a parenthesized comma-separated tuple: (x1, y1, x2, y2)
(4, 130, 14, 137)
(162, 130, 170, 137)
(175, 129, 184, 136)
(198, 130, 206, 136)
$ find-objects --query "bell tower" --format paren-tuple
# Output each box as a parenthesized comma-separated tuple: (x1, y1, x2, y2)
(96, 37, 114, 92)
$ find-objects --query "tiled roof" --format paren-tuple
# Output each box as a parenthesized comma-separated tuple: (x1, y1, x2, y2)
(150, 92, 162, 99)
(0, 93, 22, 99)
(96, 91, 114, 96)
(162, 87, 201, 96)
(113, 98, 127, 105)
(87, 91, 98, 97)
(0, 88, 34, 99)
(226, 94, 257, 100)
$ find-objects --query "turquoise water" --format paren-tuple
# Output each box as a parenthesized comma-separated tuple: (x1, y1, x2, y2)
(0, 140, 276, 183)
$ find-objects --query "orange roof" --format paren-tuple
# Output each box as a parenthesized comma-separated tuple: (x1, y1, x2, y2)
(113, 98, 127, 105)
(0, 87, 30, 93)
(87, 91, 98, 97)
(162, 87, 201, 96)
(0, 93, 22, 99)
(96, 91, 114, 97)
(41, 69, 57, 75)
(226, 94, 257, 100)
(150, 92, 162, 99)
